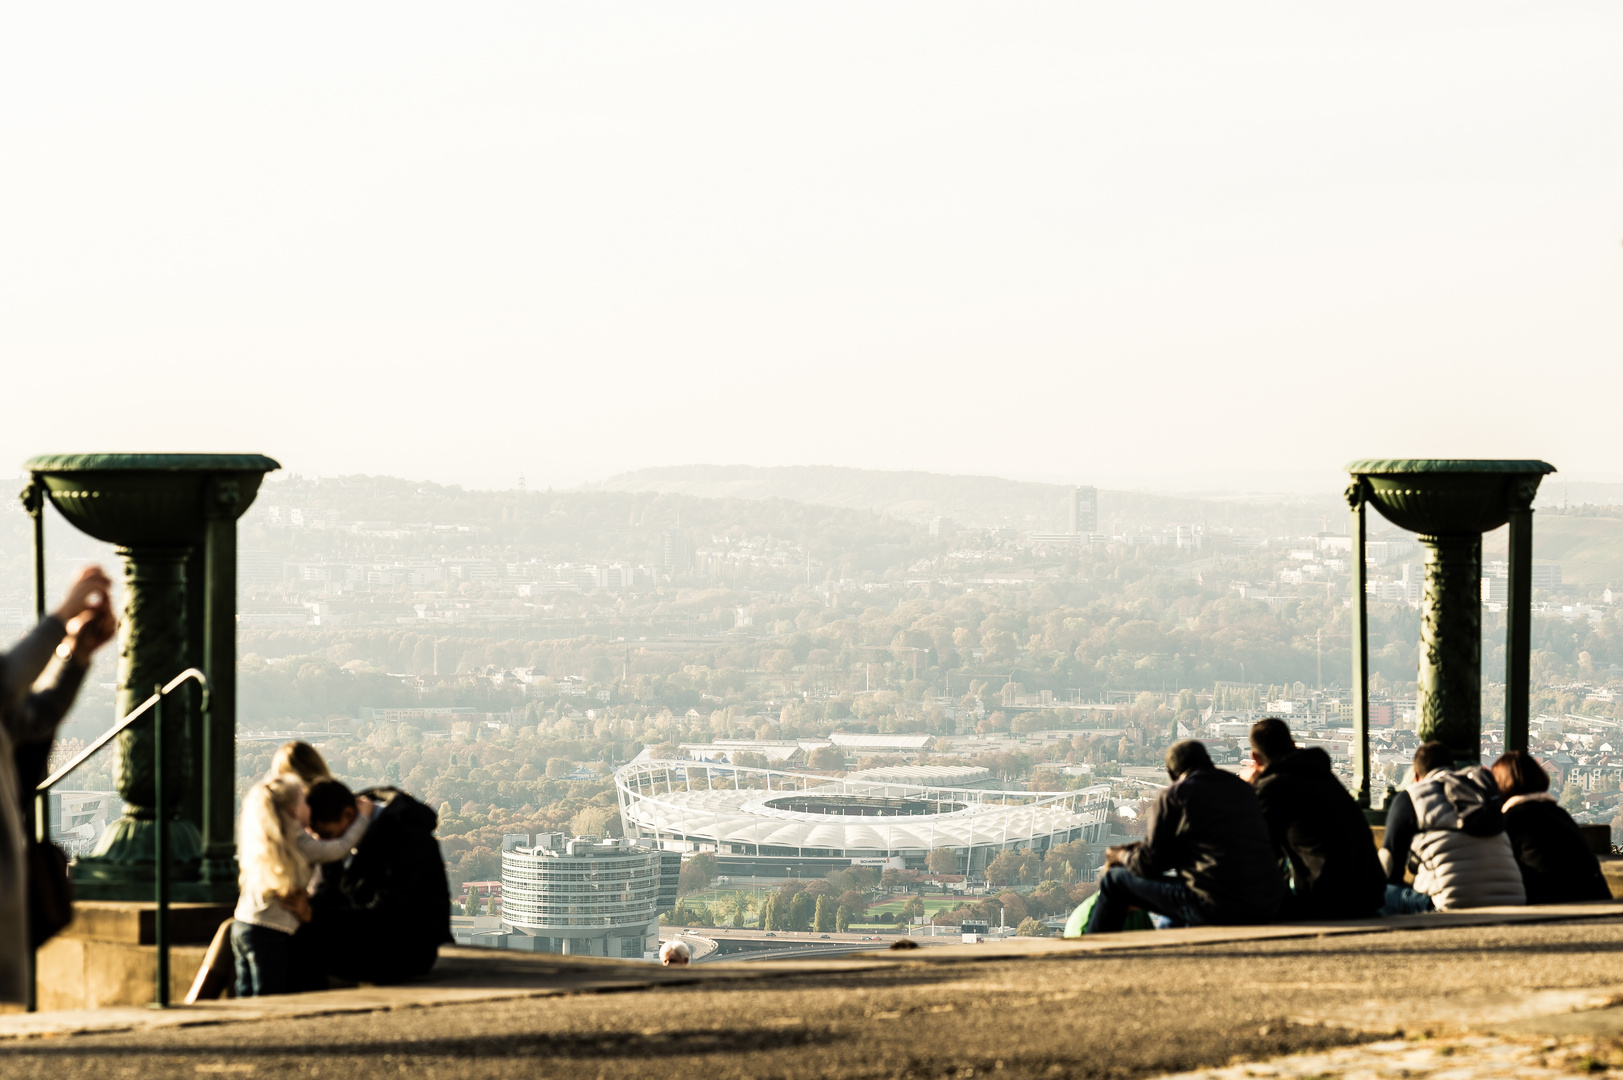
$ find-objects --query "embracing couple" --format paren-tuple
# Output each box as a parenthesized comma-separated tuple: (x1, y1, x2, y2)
(231, 741, 452, 997)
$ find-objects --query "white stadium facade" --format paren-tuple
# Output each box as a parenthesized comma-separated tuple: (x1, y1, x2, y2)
(614, 759, 1113, 878)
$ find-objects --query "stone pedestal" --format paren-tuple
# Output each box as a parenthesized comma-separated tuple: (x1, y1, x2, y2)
(34, 901, 230, 1010)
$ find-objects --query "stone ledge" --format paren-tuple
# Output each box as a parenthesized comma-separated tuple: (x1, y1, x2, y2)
(57, 901, 232, 946)
(9, 904, 1623, 1042)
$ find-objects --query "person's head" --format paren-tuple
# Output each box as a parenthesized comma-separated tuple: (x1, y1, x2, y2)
(307, 778, 359, 839)
(1166, 739, 1214, 781)
(270, 741, 332, 786)
(1491, 750, 1549, 797)
(1249, 717, 1296, 769)
(238, 776, 307, 896)
(1413, 741, 1453, 782)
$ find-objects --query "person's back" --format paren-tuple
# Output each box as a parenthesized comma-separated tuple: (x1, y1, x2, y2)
(1491, 751, 1610, 904)
(1253, 745, 1386, 919)
(307, 785, 452, 982)
(1126, 764, 1282, 921)
(1407, 766, 1525, 910)
(1502, 797, 1610, 903)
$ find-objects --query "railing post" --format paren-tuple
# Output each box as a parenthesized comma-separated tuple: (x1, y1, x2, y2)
(153, 684, 169, 1008)
(1346, 478, 1371, 809)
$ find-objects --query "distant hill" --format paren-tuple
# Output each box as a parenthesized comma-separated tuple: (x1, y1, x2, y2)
(1484, 513, 1623, 586)
(592, 464, 1343, 534)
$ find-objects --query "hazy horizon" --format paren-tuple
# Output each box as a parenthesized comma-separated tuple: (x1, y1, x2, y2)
(5, 4, 1621, 490)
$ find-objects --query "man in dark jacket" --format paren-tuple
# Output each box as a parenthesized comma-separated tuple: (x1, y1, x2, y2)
(297, 783, 453, 985)
(1249, 718, 1385, 920)
(1087, 740, 1283, 933)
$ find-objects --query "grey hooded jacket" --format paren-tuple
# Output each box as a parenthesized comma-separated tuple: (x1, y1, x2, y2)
(1405, 766, 1526, 911)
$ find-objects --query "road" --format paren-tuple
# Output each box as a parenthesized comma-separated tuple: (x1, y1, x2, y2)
(9, 918, 1623, 1079)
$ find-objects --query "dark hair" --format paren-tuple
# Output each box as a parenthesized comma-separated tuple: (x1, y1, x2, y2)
(1413, 741, 1453, 778)
(306, 778, 357, 824)
(1491, 750, 1549, 796)
(1249, 717, 1296, 767)
(1166, 739, 1214, 780)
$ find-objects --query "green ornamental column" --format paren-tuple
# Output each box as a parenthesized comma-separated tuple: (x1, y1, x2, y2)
(1417, 533, 1483, 756)
(26, 453, 279, 902)
(1345, 460, 1554, 768)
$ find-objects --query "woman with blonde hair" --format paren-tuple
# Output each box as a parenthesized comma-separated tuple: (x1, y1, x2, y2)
(231, 776, 315, 995)
(188, 746, 371, 1000)
(269, 740, 333, 786)
(230, 767, 373, 996)
(268, 742, 373, 871)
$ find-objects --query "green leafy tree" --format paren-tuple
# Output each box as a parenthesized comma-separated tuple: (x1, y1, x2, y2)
(813, 895, 834, 932)
(678, 853, 719, 896)
(1561, 781, 1587, 814)
(545, 757, 572, 779)
(726, 891, 755, 928)
(808, 745, 846, 771)
(788, 891, 816, 931)
(835, 905, 851, 933)
(761, 893, 780, 931)
(926, 848, 958, 875)
(1016, 917, 1048, 937)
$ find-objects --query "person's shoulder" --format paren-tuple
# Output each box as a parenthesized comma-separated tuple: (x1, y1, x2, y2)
(367, 787, 439, 831)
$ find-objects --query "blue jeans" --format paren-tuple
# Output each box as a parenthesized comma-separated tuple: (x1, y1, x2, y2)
(1088, 868, 1210, 933)
(232, 920, 293, 997)
(1379, 884, 1434, 916)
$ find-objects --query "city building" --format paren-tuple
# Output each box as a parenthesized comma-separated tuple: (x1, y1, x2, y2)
(499, 835, 681, 958)
(662, 531, 692, 575)
(1069, 487, 1098, 535)
(47, 789, 115, 856)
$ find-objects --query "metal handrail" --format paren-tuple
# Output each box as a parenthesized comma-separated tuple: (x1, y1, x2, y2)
(34, 668, 209, 803)
(33, 667, 210, 1011)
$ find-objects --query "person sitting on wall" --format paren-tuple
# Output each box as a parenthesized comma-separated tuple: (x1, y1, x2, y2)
(1248, 718, 1386, 920)
(1491, 750, 1610, 904)
(1087, 740, 1283, 933)
(1379, 741, 1525, 914)
(292, 780, 453, 986)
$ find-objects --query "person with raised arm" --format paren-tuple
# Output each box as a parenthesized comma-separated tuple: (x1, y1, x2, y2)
(0, 566, 119, 1004)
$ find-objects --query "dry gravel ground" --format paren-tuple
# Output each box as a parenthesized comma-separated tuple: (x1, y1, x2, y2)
(9, 919, 1623, 1080)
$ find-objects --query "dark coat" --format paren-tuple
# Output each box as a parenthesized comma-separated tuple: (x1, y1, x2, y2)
(1252, 747, 1386, 919)
(302, 787, 453, 984)
(1123, 765, 1283, 922)
(1502, 795, 1611, 904)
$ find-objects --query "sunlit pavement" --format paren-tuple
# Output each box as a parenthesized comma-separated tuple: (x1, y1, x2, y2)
(9, 910, 1623, 1078)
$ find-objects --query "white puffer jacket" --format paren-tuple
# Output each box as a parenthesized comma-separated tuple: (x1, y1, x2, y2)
(1408, 767, 1526, 910)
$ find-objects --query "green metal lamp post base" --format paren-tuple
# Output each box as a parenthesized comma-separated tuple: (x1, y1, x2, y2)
(71, 818, 206, 901)
(1346, 459, 1555, 773)
(26, 453, 278, 905)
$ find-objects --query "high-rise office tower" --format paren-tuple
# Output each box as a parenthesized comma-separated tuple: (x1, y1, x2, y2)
(661, 531, 691, 575)
(1069, 486, 1098, 535)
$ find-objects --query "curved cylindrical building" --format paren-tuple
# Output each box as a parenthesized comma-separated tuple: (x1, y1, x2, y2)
(500, 836, 681, 957)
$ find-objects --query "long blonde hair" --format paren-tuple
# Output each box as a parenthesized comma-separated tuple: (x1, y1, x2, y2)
(238, 776, 309, 898)
(269, 741, 332, 786)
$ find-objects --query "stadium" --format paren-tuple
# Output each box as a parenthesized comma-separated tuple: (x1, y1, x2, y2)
(613, 758, 1113, 878)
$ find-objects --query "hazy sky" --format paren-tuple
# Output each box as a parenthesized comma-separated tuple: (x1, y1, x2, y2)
(4, 4, 1621, 492)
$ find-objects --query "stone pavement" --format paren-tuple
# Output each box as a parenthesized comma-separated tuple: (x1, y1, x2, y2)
(7, 904, 1623, 1078)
